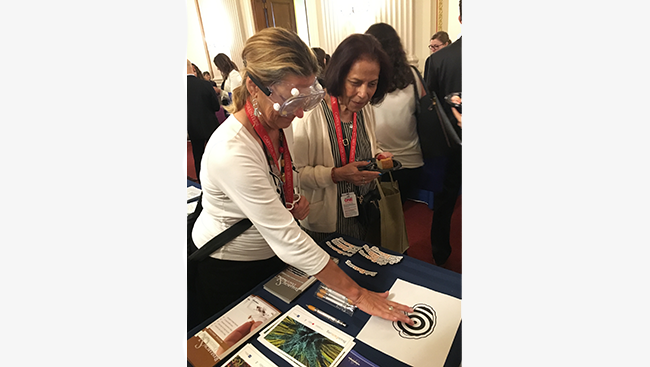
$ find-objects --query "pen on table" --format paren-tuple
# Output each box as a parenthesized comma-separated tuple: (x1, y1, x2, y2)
(307, 305, 347, 327)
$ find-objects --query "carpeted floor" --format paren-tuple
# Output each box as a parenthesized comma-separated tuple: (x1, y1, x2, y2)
(188, 141, 461, 274)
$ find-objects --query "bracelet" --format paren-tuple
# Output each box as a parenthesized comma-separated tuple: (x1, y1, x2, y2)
(331, 167, 339, 184)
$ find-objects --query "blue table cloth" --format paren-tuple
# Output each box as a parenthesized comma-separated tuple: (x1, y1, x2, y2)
(187, 230, 461, 367)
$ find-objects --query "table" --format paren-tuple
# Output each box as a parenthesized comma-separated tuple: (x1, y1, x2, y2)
(187, 229, 462, 367)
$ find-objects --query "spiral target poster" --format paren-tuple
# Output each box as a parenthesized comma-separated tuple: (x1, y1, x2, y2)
(356, 279, 461, 367)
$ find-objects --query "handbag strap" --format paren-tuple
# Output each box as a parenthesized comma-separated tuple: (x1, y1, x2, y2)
(188, 218, 252, 262)
(410, 66, 423, 116)
(410, 65, 459, 147)
(374, 171, 396, 200)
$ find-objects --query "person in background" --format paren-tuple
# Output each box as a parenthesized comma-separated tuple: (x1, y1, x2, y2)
(429, 31, 451, 54)
(187, 59, 221, 182)
(424, 0, 462, 267)
(192, 63, 203, 78)
(194, 63, 222, 95)
(192, 28, 414, 326)
(424, 31, 452, 82)
(311, 47, 328, 85)
(365, 22, 426, 204)
(292, 33, 394, 243)
(203, 71, 217, 87)
(213, 53, 242, 106)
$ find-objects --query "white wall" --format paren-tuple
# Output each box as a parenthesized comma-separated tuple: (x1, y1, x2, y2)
(187, 0, 455, 76)
(186, 0, 212, 75)
(445, 0, 461, 41)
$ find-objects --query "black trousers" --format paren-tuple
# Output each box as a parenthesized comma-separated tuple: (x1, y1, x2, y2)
(190, 139, 207, 182)
(430, 147, 461, 265)
(192, 255, 285, 328)
(382, 166, 423, 204)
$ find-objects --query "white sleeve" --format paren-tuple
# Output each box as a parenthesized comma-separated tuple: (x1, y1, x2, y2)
(362, 105, 382, 157)
(205, 133, 329, 275)
(292, 109, 334, 190)
(230, 70, 243, 90)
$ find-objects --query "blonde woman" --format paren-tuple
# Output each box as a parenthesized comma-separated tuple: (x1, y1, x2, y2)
(192, 27, 414, 326)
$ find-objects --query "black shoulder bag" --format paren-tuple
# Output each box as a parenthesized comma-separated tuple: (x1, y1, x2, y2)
(187, 194, 252, 262)
(410, 66, 461, 159)
(187, 194, 252, 294)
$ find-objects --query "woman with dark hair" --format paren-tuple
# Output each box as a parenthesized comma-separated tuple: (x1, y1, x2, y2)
(365, 22, 426, 203)
(213, 53, 242, 104)
(292, 33, 394, 243)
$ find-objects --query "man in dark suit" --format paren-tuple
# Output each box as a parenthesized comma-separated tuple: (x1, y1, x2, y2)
(424, 1, 462, 266)
(187, 59, 221, 182)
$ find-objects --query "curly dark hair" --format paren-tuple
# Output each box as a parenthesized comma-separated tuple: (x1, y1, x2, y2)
(322, 33, 392, 106)
(365, 23, 414, 93)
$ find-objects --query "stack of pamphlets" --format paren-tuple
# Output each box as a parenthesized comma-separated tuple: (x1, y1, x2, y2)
(263, 258, 338, 303)
(257, 305, 355, 367)
(187, 295, 281, 367)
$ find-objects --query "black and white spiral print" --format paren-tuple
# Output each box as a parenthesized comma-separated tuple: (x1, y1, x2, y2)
(392, 303, 437, 339)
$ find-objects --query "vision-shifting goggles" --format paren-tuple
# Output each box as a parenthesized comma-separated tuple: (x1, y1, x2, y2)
(249, 74, 325, 117)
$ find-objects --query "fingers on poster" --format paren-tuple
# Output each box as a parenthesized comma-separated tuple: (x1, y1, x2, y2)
(392, 303, 437, 340)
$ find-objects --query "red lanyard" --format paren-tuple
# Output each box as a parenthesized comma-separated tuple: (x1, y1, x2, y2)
(245, 100, 293, 205)
(330, 96, 357, 166)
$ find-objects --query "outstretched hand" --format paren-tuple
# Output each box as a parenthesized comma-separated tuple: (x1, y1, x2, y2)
(351, 288, 414, 325)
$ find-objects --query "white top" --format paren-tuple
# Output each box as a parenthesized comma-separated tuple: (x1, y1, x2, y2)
(372, 68, 424, 169)
(223, 69, 243, 96)
(192, 114, 330, 276)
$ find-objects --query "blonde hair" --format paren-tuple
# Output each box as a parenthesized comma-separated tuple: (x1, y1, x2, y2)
(227, 28, 319, 114)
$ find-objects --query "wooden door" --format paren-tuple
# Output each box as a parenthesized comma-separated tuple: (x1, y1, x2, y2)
(251, 0, 297, 33)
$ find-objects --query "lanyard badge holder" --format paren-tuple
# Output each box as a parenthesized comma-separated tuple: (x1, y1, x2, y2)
(331, 96, 360, 218)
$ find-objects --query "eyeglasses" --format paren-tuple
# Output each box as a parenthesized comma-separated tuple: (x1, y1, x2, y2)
(249, 74, 325, 117)
(428, 44, 444, 51)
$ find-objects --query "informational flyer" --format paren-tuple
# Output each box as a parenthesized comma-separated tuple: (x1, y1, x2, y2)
(355, 279, 461, 367)
(188, 295, 280, 367)
(258, 305, 355, 367)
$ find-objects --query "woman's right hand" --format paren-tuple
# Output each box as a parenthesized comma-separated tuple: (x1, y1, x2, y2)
(351, 288, 414, 325)
(332, 161, 380, 186)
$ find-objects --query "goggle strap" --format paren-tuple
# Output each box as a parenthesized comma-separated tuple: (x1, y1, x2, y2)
(248, 73, 272, 97)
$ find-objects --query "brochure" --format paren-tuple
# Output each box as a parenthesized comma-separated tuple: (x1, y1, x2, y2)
(188, 295, 281, 367)
(257, 305, 355, 367)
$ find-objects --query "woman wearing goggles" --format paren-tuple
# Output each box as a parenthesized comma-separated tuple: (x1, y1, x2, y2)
(190, 27, 414, 329)
(248, 73, 326, 117)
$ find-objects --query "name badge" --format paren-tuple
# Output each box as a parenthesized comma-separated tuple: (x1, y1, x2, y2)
(341, 192, 359, 218)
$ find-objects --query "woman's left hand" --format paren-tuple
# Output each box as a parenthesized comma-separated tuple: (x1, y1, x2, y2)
(376, 151, 394, 160)
(290, 195, 310, 220)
